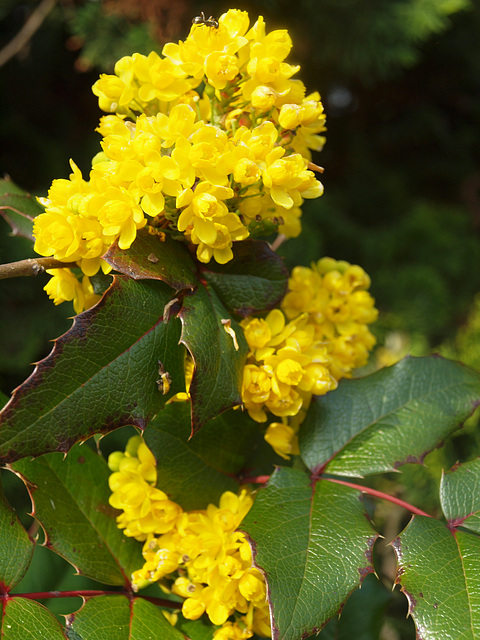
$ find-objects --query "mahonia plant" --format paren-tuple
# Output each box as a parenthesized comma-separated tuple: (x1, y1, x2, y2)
(1, 8, 480, 640)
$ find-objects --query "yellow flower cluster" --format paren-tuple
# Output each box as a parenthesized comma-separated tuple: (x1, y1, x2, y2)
(108, 436, 271, 639)
(241, 258, 378, 458)
(33, 8, 326, 313)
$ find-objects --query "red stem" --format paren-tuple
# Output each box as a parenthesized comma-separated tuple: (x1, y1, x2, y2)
(244, 473, 431, 518)
(325, 477, 431, 518)
(2, 590, 181, 608)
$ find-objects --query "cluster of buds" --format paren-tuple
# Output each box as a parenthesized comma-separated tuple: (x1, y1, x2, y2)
(32, 8, 326, 313)
(108, 436, 271, 639)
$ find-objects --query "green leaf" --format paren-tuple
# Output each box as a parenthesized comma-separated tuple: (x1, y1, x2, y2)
(241, 467, 378, 640)
(12, 444, 143, 586)
(440, 456, 480, 532)
(0, 178, 42, 241)
(2, 597, 67, 639)
(0, 276, 184, 463)
(392, 515, 480, 639)
(300, 356, 480, 477)
(0, 478, 35, 590)
(202, 240, 288, 317)
(179, 282, 248, 432)
(103, 229, 197, 290)
(145, 402, 260, 510)
(65, 595, 184, 639)
(318, 573, 390, 639)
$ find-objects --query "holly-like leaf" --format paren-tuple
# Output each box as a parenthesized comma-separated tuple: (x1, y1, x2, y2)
(65, 595, 184, 640)
(202, 239, 288, 317)
(0, 276, 184, 463)
(318, 573, 390, 639)
(300, 356, 480, 477)
(440, 456, 480, 532)
(12, 444, 143, 586)
(1, 597, 67, 639)
(103, 228, 197, 290)
(0, 478, 35, 591)
(179, 282, 248, 432)
(241, 467, 378, 640)
(145, 402, 260, 510)
(392, 515, 480, 639)
(0, 178, 41, 241)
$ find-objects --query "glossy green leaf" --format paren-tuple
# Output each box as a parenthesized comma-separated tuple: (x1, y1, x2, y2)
(65, 595, 184, 640)
(145, 402, 260, 510)
(0, 479, 35, 590)
(241, 467, 378, 640)
(0, 276, 184, 463)
(12, 444, 143, 586)
(103, 228, 197, 290)
(0, 178, 42, 241)
(300, 356, 480, 476)
(202, 240, 288, 317)
(179, 282, 248, 432)
(440, 456, 480, 532)
(318, 573, 390, 639)
(392, 515, 480, 639)
(1, 597, 67, 639)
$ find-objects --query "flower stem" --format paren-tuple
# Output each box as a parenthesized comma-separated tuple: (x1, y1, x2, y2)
(0, 257, 77, 279)
(324, 477, 431, 518)
(244, 473, 431, 518)
(2, 590, 182, 608)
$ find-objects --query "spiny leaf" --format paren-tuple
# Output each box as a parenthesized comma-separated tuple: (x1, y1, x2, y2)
(0, 478, 35, 591)
(145, 402, 260, 510)
(64, 595, 184, 639)
(0, 276, 184, 463)
(317, 573, 390, 639)
(103, 228, 197, 290)
(179, 282, 248, 432)
(202, 239, 288, 317)
(1, 597, 67, 639)
(440, 456, 480, 532)
(12, 444, 143, 586)
(300, 356, 480, 477)
(392, 515, 480, 639)
(0, 178, 41, 241)
(241, 467, 378, 640)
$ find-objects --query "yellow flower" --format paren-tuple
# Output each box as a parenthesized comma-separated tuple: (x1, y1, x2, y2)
(44, 269, 99, 315)
(264, 422, 299, 460)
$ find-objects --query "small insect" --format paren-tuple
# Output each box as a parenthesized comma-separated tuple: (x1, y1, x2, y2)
(192, 11, 219, 28)
(157, 360, 172, 395)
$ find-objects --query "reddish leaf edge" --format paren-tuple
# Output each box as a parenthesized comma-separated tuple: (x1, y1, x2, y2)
(0, 275, 172, 464)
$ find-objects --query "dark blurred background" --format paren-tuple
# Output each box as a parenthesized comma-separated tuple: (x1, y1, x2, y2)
(1, 2, 480, 636)
(2, 0, 480, 393)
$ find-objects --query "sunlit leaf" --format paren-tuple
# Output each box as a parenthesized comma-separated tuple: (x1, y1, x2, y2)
(392, 515, 480, 639)
(0, 277, 184, 463)
(1, 597, 67, 639)
(179, 282, 248, 432)
(241, 467, 378, 640)
(300, 356, 480, 476)
(12, 444, 143, 586)
(318, 573, 390, 639)
(440, 456, 480, 532)
(65, 595, 184, 639)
